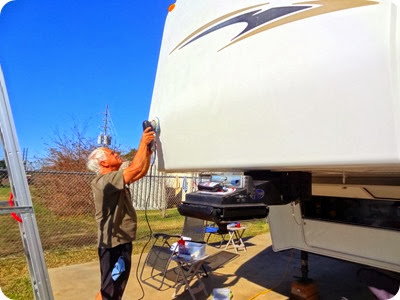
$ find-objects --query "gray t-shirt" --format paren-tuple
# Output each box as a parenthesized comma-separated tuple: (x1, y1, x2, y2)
(91, 169, 137, 248)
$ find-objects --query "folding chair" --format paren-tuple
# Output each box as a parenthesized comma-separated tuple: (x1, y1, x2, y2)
(140, 217, 207, 290)
(181, 216, 206, 242)
(139, 232, 180, 290)
(205, 222, 227, 248)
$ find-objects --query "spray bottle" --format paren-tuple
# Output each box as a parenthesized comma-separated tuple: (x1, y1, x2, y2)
(178, 237, 186, 256)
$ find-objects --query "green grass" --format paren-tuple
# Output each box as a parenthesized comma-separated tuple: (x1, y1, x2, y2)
(0, 208, 269, 299)
(0, 186, 11, 200)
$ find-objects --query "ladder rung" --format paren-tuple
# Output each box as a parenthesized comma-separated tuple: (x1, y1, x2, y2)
(0, 206, 33, 214)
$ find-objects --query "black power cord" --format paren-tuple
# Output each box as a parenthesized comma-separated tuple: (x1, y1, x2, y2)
(135, 146, 157, 300)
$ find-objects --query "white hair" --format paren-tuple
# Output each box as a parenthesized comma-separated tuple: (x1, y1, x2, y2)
(87, 148, 107, 174)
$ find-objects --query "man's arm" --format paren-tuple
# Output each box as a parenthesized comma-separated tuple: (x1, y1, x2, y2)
(123, 127, 155, 184)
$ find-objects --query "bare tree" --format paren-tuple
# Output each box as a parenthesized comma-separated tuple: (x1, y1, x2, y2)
(121, 148, 137, 161)
(32, 121, 131, 216)
(32, 122, 98, 215)
(41, 122, 98, 172)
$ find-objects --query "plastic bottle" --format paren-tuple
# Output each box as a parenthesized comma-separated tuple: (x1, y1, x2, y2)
(178, 238, 186, 255)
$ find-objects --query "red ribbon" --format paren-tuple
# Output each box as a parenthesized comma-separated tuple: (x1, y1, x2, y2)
(8, 192, 13, 206)
(9, 193, 22, 223)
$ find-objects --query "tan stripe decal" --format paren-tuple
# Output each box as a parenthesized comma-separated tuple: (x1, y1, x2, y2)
(171, 0, 378, 53)
(169, 3, 269, 54)
(220, 0, 378, 51)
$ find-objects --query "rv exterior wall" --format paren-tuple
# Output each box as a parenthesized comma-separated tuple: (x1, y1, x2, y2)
(149, 0, 400, 173)
(268, 202, 400, 272)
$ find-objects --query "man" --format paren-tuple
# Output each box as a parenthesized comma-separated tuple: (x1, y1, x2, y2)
(87, 127, 155, 300)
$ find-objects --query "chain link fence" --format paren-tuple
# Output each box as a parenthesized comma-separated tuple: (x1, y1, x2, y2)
(0, 165, 269, 299)
(0, 168, 198, 257)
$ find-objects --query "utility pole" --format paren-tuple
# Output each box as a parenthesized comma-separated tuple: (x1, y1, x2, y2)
(97, 105, 112, 146)
(22, 147, 28, 170)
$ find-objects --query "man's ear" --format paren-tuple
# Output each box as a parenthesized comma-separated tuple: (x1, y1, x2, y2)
(100, 160, 108, 167)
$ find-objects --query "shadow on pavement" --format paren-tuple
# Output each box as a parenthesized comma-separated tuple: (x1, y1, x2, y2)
(235, 246, 375, 300)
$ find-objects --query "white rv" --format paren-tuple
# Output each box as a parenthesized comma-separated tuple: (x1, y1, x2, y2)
(148, 0, 400, 274)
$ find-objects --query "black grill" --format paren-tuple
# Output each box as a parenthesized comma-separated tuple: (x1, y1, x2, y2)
(178, 181, 272, 223)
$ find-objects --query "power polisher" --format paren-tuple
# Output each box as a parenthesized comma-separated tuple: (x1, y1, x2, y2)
(142, 117, 160, 151)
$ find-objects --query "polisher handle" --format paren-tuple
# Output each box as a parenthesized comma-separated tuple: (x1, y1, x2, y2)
(142, 120, 154, 150)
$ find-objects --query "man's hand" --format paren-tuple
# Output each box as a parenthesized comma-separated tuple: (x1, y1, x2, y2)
(141, 127, 155, 152)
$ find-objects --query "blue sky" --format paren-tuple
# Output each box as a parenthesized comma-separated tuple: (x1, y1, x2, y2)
(0, 0, 171, 160)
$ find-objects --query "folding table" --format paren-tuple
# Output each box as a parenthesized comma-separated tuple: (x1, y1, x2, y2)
(171, 254, 209, 300)
(225, 225, 247, 253)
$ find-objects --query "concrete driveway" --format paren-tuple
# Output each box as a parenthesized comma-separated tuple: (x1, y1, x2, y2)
(49, 234, 375, 299)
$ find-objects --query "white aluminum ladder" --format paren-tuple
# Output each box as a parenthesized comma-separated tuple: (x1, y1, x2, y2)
(0, 65, 54, 300)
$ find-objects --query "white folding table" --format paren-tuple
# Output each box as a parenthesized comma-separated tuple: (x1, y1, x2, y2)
(224, 225, 247, 253)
